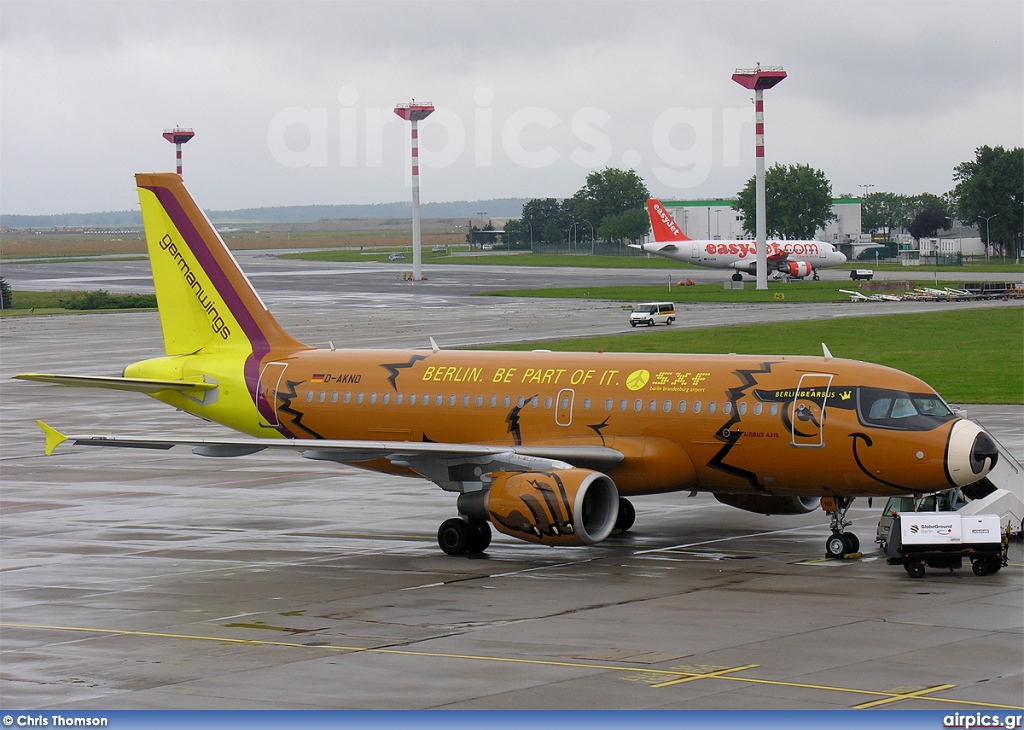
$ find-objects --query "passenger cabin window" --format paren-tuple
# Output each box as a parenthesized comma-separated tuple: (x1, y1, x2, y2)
(857, 387, 955, 431)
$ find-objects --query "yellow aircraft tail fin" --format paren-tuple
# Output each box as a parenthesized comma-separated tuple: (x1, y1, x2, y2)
(135, 173, 308, 357)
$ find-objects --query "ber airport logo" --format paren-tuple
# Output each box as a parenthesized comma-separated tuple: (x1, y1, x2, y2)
(266, 85, 757, 189)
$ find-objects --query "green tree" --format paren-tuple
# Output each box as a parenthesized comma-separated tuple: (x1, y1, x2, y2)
(733, 163, 836, 240)
(952, 145, 1024, 257)
(908, 209, 952, 241)
(861, 192, 909, 239)
(599, 208, 649, 245)
(518, 197, 561, 243)
(569, 167, 650, 237)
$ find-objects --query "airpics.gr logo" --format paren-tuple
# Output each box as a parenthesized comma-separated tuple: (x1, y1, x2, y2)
(158, 234, 231, 340)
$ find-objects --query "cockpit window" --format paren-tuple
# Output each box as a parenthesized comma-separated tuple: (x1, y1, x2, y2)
(857, 387, 956, 431)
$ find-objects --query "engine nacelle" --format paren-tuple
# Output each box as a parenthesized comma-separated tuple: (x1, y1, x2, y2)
(783, 261, 813, 279)
(459, 469, 619, 546)
(714, 493, 819, 515)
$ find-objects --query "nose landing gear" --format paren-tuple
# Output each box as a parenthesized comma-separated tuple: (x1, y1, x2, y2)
(822, 496, 860, 558)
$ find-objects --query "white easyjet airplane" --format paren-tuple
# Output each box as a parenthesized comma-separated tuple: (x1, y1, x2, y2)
(633, 199, 847, 281)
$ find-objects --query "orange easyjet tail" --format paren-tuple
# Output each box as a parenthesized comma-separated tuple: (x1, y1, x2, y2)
(646, 199, 691, 243)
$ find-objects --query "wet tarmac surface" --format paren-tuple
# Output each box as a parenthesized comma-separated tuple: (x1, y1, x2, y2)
(1, 259, 1021, 710)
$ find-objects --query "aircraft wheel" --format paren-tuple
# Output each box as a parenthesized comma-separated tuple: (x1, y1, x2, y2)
(615, 498, 636, 533)
(437, 518, 471, 556)
(731, 272, 743, 282)
(813, 272, 820, 281)
(845, 532, 860, 553)
(905, 561, 926, 579)
(825, 533, 848, 559)
(972, 559, 991, 577)
(466, 519, 492, 553)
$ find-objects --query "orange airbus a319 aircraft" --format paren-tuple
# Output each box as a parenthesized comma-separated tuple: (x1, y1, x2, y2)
(16, 174, 999, 558)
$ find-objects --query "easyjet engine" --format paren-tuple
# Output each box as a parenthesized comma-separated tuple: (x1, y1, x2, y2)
(714, 493, 819, 515)
(782, 261, 813, 279)
(458, 468, 619, 546)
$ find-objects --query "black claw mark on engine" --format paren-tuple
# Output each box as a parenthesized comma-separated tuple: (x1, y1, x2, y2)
(849, 432, 917, 492)
(488, 471, 575, 541)
(276, 379, 325, 439)
(380, 354, 428, 392)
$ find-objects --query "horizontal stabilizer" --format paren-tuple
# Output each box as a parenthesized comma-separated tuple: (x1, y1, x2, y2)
(14, 373, 215, 395)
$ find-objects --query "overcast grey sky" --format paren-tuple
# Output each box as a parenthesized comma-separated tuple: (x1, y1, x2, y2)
(1, 0, 1021, 215)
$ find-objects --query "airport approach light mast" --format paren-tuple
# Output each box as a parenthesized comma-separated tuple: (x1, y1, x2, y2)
(394, 101, 435, 282)
(162, 127, 195, 176)
(732, 65, 786, 290)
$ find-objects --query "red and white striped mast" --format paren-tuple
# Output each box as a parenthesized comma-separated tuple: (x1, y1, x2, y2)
(394, 101, 435, 281)
(732, 65, 786, 290)
(162, 127, 195, 176)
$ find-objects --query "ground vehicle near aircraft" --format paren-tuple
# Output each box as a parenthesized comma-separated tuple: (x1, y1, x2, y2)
(16, 174, 999, 557)
(629, 302, 676, 327)
(884, 512, 1007, 578)
(634, 199, 847, 281)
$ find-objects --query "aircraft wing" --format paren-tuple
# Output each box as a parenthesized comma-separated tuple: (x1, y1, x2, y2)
(34, 421, 624, 493)
(15, 373, 215, 395)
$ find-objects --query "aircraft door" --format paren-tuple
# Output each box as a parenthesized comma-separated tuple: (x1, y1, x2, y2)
(256, 361, 289, 428)
(555, 388, 574, 427)
(789, 373, 833, 448)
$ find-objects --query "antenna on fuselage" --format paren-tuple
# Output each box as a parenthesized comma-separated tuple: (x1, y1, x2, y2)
(822, 343, 833, 360)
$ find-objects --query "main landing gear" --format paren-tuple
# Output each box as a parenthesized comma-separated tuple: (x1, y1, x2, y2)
(437, 517, 491, 556)
(731, 272, 744, 282)
(436, 497, 637, 556)
(822, 496, 860, 559)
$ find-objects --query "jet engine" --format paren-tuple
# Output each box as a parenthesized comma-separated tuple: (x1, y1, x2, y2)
(781, 261, 813, 279)
(714, 493, 819, 515)
(458, 468, 619, 546)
